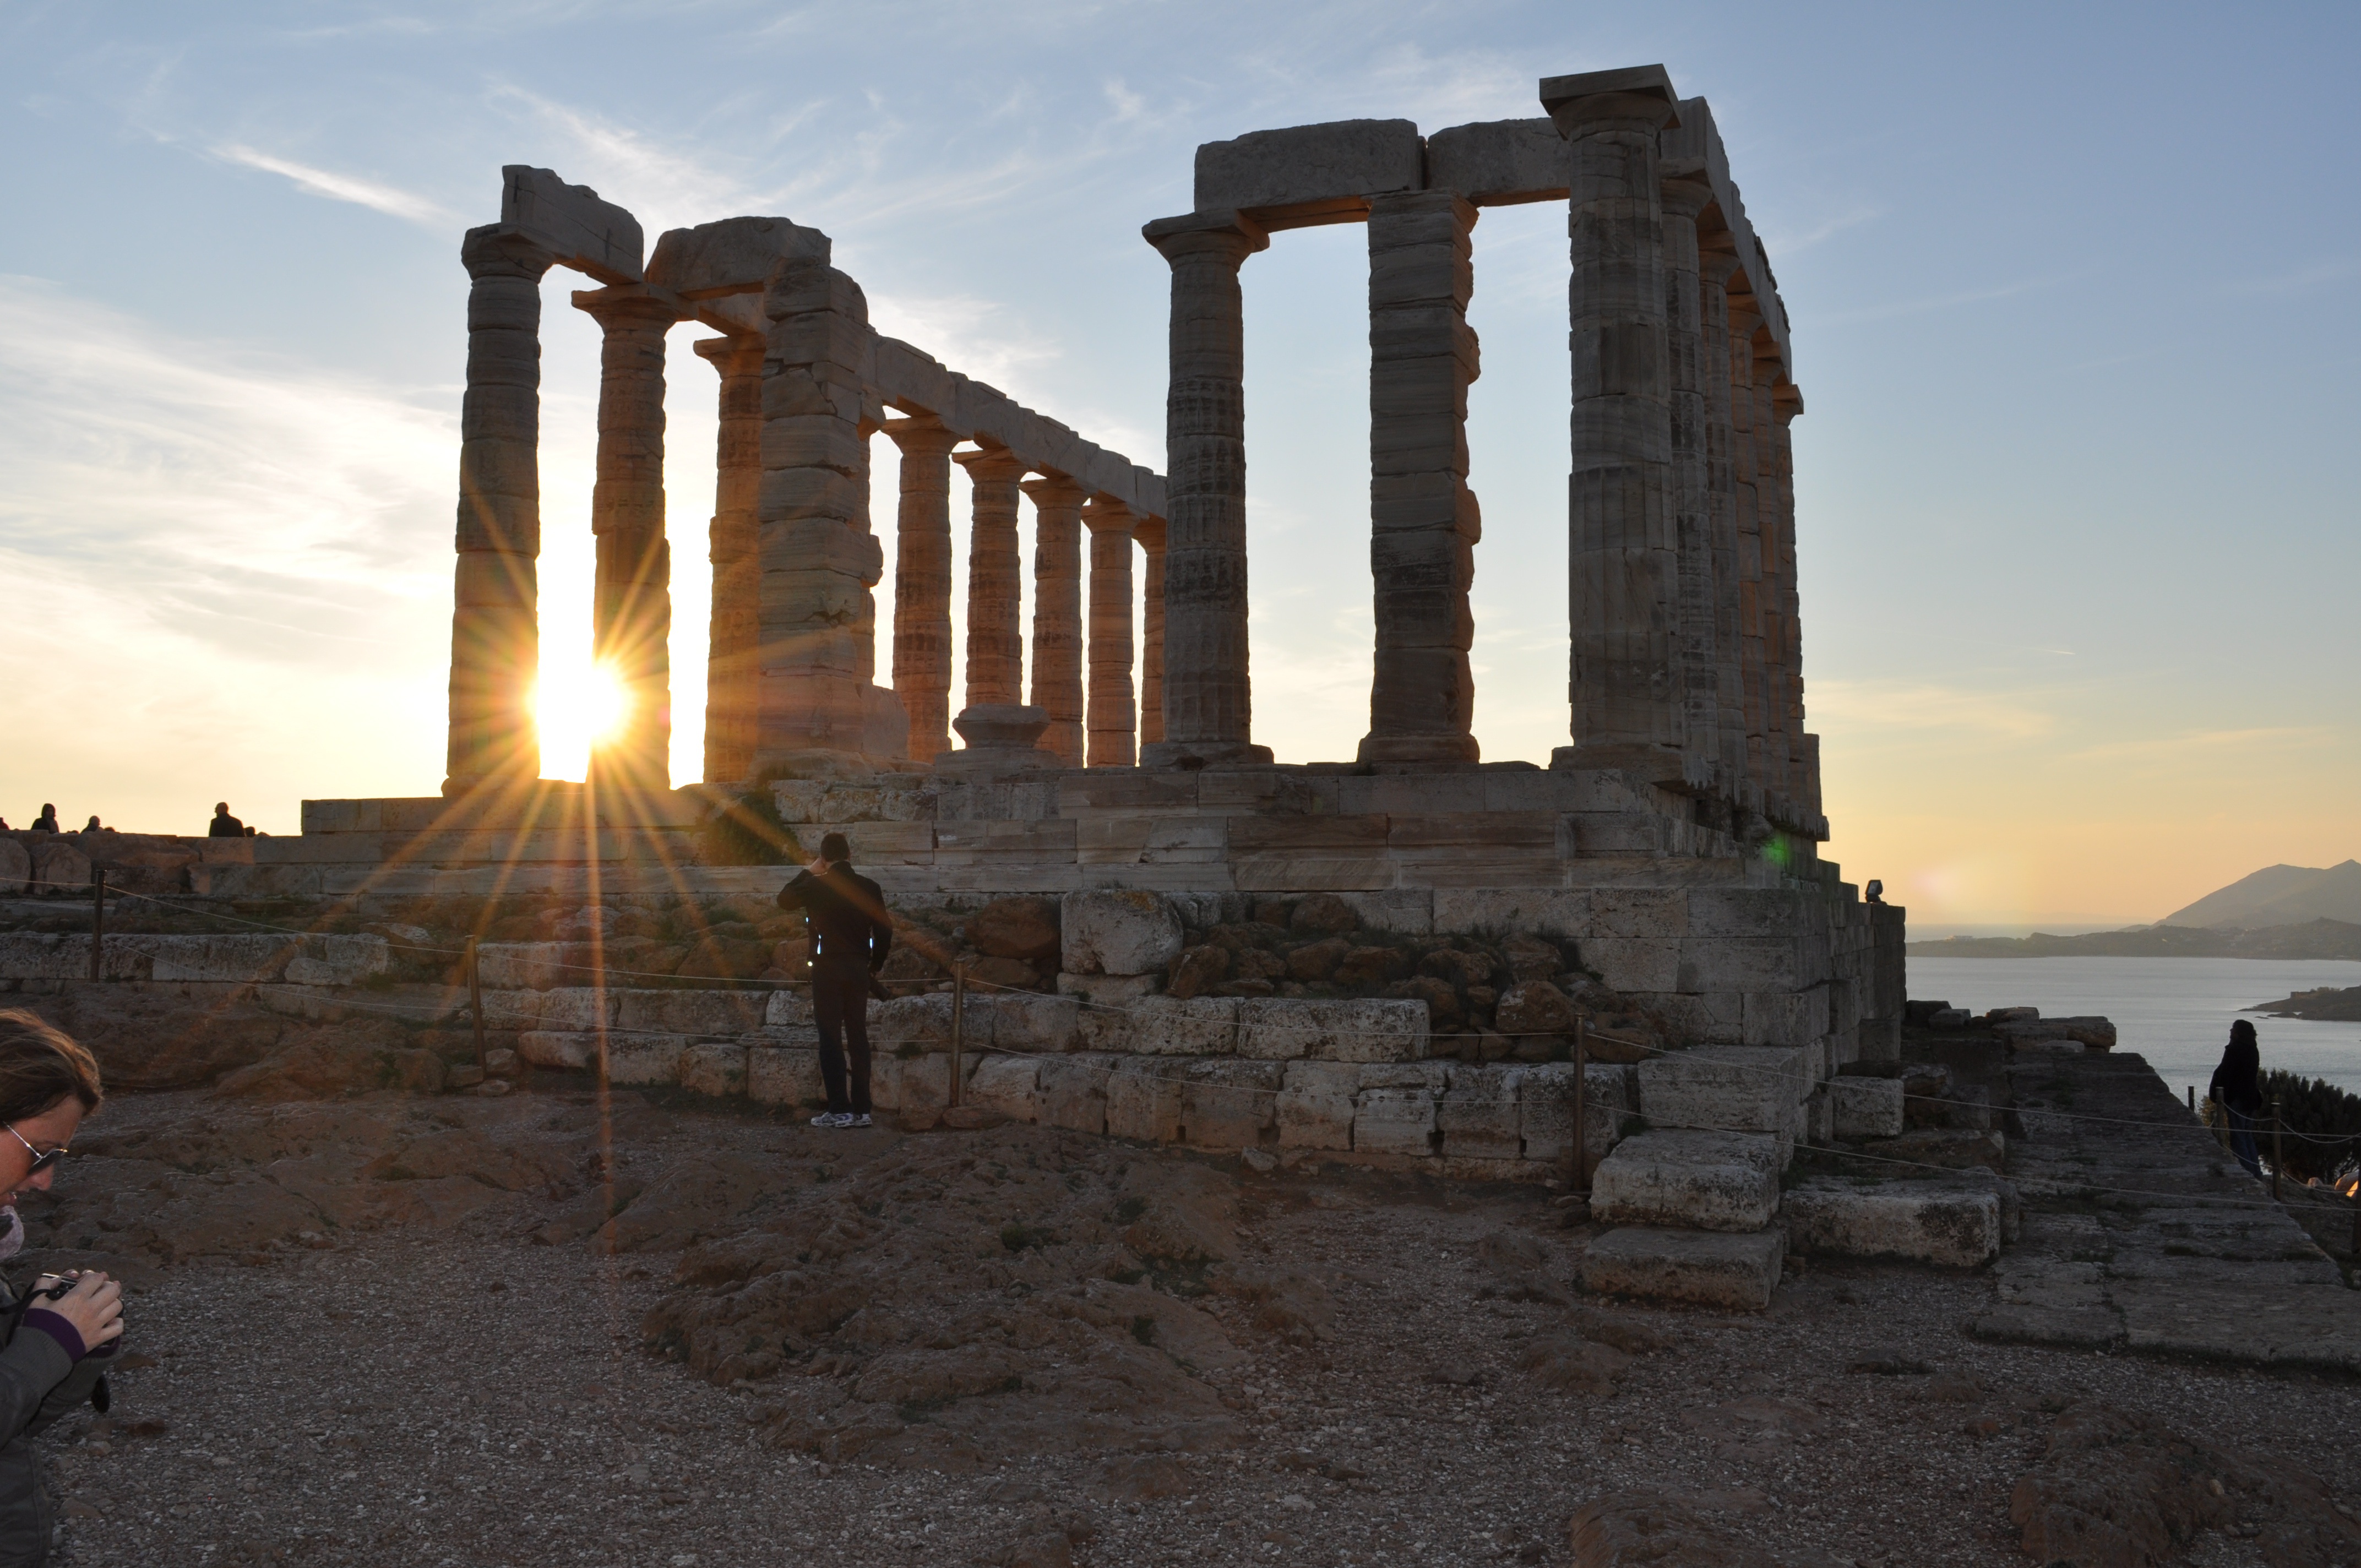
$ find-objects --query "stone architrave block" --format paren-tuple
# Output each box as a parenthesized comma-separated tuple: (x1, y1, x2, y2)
(1579, 1226, 1784, 1311)
(1057, 972, 1161, 1006)
(680, 1042, 749, 1099)
(1039, 1055, 1110, 1135)
(536, 988, 617, 1032)
(1590, 1130, 1781, 1233)
(1083, 997, 1238, 1056)
(1180, 1060, 1282, 1150)
(501, 166, 643, 282)
(1580, 939, 1680, 994)
(1637, 1046, 1806, 1156)
(1830, 1076, 1903, 1140)
(285, 935, 391, 987)
(617, 989, 769, 1038)
(645, 216, 829, 298)
(967, 1055, 1042, 1123)
(479, 989, 543, 1032)
(1352, 1085, 1438, 1159)
(1423, 117, 1569, 204)
(1783, 1179, 2000, 1268)
(476, 944, 565, 991)
(605, 1035, 687, 1087)
(1276, 1062, 1358, 1151)
(984, 994, 1080, 1054)
(517, 1031, 594, 1070)
(1236, 997, 1429, 1063)
(1437, 1064, 1521, 1161)
(1105, 1062, 1184, 1143)
(748, 1048, 824, 1109)
(1060, 890, 1184, 976)
(765, 990, 815, 1029)
(1193, 119, 1423, 218)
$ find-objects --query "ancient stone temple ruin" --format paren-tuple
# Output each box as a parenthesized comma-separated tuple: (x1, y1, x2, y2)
(6, 66, 1914, 1309)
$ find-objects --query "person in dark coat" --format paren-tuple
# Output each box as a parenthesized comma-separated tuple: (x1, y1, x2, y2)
(25, 810, 54, 836)
(2208, 1017, 2265, 1179)
(207, 803, 244, 838)
(776, 832, 893, 1129)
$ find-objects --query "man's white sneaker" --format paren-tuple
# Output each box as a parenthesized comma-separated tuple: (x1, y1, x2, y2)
(848, 1113, 872, 1128)
(809, 1111, 851, 1129)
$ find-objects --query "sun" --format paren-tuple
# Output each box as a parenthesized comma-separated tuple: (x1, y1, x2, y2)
(534, 660, 629, 781)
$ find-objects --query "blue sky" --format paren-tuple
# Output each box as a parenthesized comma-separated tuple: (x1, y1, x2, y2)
(1, 1, 2354, 927)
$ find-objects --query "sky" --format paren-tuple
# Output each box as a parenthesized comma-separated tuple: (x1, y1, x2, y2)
(0, 1, 2354, 932)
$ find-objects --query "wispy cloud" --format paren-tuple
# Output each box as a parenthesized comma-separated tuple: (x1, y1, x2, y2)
(486, 83, 755, 233)
(1808, 678, 2060, 741)
(211, 143, 455, 227)
(1817, 270, 2092, 327)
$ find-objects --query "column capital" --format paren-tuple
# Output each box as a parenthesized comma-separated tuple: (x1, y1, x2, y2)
(692, 331, 763, 369)
(1143, 210, 1268, 267)
(1774, 382, 1804, 420)
(1540, 63, 1680, 137)
(571, 284, 682, 331)
(1725, 293, 1766, 335)
(1659, 175, 1713, 221)
(1019, 472, 1086, 507)
(1131, 514, 1167, 549)
(1080, 495, 1138, 534)
(460, 223, 556, 281)
(954, 444, 1029, 483)
(881, 414, 959, 457)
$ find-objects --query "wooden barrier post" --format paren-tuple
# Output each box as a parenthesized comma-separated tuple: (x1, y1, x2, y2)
(1571, 1016, 1588, 1193)
(87, 869, 105, 982)
(949, 963, 966, 1109)
(467, 935, 488, 1073)
(2270, 1097, 2283, 1203)
(2185, 1085, 2195, 1116)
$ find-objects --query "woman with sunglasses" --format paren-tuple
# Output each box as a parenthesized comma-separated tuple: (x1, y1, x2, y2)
(0, 1011, 119, 1566)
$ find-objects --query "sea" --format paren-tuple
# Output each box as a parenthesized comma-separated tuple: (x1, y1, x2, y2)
(1907, 956, 2361, 1107)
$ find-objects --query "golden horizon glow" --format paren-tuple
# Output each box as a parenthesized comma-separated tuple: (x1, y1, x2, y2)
(534, 659, 629, 782)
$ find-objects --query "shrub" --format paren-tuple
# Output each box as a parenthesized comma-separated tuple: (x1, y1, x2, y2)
(2259, 1069, 2361, 1184)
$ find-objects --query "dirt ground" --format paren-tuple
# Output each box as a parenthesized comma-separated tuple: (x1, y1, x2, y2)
(17, 1081, 2361, 1568)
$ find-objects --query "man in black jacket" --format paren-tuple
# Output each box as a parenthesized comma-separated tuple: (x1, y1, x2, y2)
(776, 832, 893, 1128)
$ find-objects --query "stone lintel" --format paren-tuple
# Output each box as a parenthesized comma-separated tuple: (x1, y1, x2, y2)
(645, 215, 830, 298)
(1192, 119, 1422, 219)
(1423, 117, 1568, 205)
(501, 165, 644, 284)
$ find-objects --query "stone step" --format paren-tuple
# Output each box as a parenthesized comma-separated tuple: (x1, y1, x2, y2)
(1577, 1226, 1785, 1311)
(1781, 1177, 2002, 1268)
(1829, 1074, 1903, 1139)
(1635, 1044, 1809, 1162)
(1588, 1130, 1780, 1232)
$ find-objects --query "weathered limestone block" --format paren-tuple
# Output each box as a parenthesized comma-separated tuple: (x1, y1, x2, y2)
(1424, 117, 1569, 204)
(1352, 1084, 1438, 1159)
(984, 994, 1080, 1054)
(515, 1031, 590, 1070)
(967, 1055, 1042, 1122)
(285, 935, 391, 987)
(538, 988, 617, 1032)
(1060, 890, 1183, 976)
(1805, 1086, 1832, 1145)
(479, 989, 542, 1032)
(1437, 1063, 1520, 1161)
(1638, 1044, 1808, 1151)
(1192, 118, 1422, 220)
(1580, 938, 1680, 994)
(1276, 1061, 1358, 1151)
(0, 839, 28, 896)
(477, 943, 565, 990)
(1234, 998, 1428, 1063)
(1829, 1075, 1904, 1140)
(605, 1035, 687, 1086)
(146, 935, 298, 984)
(1590, 1130, 1780, 1232)
(1579, 1225, 1783, 1311)
(765, 990, 815, 1029)
(1057, 972, 1161, 1006)
(501, 165, 643, 281)
(645, 215, 828, 297)
(1039, 1055, 1110, 1135)
(1743, 987, 1830, 1048)
(1106, 1061, 1184, 1142)
(1678, 936, 1804, 994)
(1082, 996, 1237, 1056)
(894, 1053, 970, 1117)
(616, 989, 769, 1037)
(1180, 1060, 1281, 1150)
(1782, 1178, 2000, 1268)
(748, 1047, 823, 1109)
(1513, 1061, 1635, 1176)
(680, 1041, 748, 1098)
(869, 993, 961, 1053)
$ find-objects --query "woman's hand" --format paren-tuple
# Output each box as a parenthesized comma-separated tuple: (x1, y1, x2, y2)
(43, 1271, 123, 1348)
(806, 856, 831, 875)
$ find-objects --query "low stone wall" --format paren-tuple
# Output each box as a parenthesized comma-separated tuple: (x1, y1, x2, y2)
(0, 933, 391, 987)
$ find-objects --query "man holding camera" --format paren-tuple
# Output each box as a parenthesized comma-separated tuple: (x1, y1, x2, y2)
(775, 832, 894, 1129)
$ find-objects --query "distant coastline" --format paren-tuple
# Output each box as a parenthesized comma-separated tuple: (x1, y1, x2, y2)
(1905, 917, 2361, 961)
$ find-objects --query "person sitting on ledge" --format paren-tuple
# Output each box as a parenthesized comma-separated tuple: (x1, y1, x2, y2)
(208, 802, 245, 838)
(28, 807, 56, 835)
(79, 818, 100, 834)
(2208, 1018, 2265, 1180)
(776, 832, 893, 1131)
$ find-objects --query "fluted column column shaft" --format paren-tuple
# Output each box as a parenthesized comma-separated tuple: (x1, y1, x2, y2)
(884, 417, 958, 763)
(695, 333, 764, 783)
(1726, 295, 1769, 785)
(1551, 89, 1687, 772)
(1135, 516, 1167, 747)
(956, 447, 1028, 710)
(1660, 174, 1718, 785)
(1698, 244, 1749, 794)
(1770, 390, 1816, 814)
(1750, 363, 1791, 799)
(1361, 191, 1482, 764)
(576, 287, 681, 794)
(1081, 497, 1139, 767)
(1143, 214, 1269, 764)
(445, 226, 554, 796)
(1024, 474, 1087, 766)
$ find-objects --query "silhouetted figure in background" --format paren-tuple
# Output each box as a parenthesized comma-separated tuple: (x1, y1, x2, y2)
(776, 832, 893, 1130)
(28, 808, 56, 835)
(2209, 1017, 2265, 1180)
(80, 817, 101, 834)
(208, 803, 244, 838)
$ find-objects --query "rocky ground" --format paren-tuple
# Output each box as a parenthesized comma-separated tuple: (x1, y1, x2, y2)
(17, 1079, 2361, 1568)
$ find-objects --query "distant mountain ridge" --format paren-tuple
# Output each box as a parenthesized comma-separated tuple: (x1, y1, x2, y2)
(2162, 860, 2361, 929)
(1907, 918, 2361, 961)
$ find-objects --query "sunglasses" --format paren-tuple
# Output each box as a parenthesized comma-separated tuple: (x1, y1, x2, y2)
(5, 1125, 67, 1175)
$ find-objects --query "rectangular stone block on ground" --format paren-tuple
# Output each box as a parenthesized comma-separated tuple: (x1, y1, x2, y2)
(145, 935, 299, 984)
(967, 1055, 1042, 1122)
(1514, 1061, 1636, 1177)
(765, 990, 815, 1028)
(1057, 972, 1161, 1006)
(1352, 1085, 1438, 1159)
(617, 989, 769, 1037)
(748, 1048, 823, 1109)
(1830, 1075, 1904, 1140)
(1782, 1178, 2000, 1268)
(868, 993, 961, 1053)
(476, 943, 567, 990)
(537, 988, 616, 1031)
(1180, 1060, 1282, 1150)
(478, 989, 542, 1031)
(1579, 1226, 1784, 1311)
(983, 994, 1080, 1054)
(1638, 1045, 1807, 1153)
(1276, 1062, 1357, 1152)
(1236, 997, 1428, 1063)
(1437, 1064, 1520, 1161)
(1082, 996, 1238, 1056)
(1590, 1130, 1781, 1233)
(604, 1036, 687, 1086)
(1060, 890, 1184, 976)
(1038, 1055, 1110, 1135)
(517, 1031, 594, 1070)
(285, 935, 391, 986)
(1105, 1061, 1183, 1142)
(679, 1042, 749, 1098)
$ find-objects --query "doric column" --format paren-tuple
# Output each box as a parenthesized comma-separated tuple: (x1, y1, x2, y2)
(754, 257, 883, 770)
(1770, 381, 1808, 808)
(1023, 473, 1087, 766)
(444, 225, 554, 797)
(1135, 515, 1168, 747)
(955, 446, 1027, 711)
(1726, 292, 1770, 787)
(1698, 239, 1749, 796)
(695, 333, 764, 784)
(1142, 211, 1270, 766)
(574, 286, 681, 795)
(1749, 358, 1790, 802)
(883, 416, 958, 763)
(1081, 496, 1139, 767)
(1362, 192, 1482, 764)
(1542, 67, 1688, 778)
(1660, 171, 1719, 787)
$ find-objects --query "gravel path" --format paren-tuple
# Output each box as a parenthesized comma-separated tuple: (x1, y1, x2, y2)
(25, 1087, 2361, 1567)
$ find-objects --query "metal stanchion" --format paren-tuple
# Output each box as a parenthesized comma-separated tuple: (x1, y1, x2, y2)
(1571, 1016, 1588, 1193)
(2186, 1085, 2195, 1116)
(2270, 1097, 2283, 1203)
(949, 963, 966, 1109)
(87, 869, 105, 982)
(466, 935, 488, 1074)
